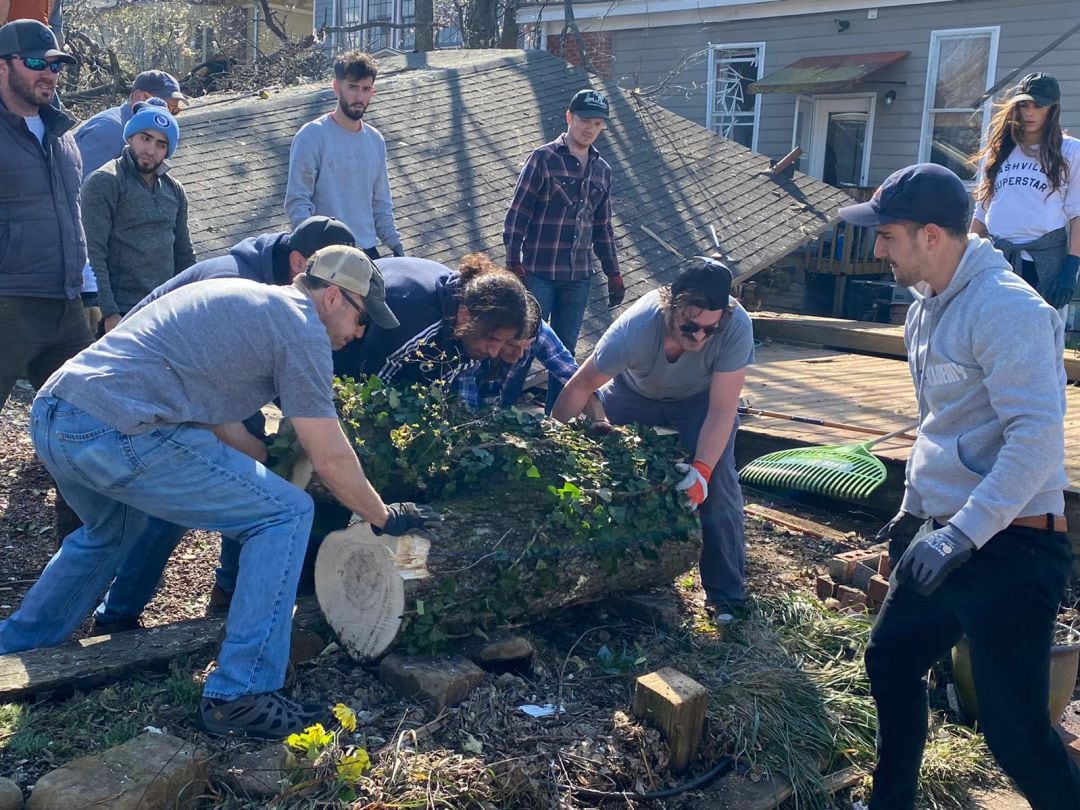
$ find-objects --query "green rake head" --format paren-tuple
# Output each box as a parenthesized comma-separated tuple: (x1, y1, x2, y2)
(739, 439, 887, 501)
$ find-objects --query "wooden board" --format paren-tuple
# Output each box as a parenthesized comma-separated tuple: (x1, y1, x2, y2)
(0, 600, 323, 701)
(751, 311, 1080, 382)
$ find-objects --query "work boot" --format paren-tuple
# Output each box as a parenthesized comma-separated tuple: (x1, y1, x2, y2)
(89, 615, 142, 636)
(205, 584, 233, 617)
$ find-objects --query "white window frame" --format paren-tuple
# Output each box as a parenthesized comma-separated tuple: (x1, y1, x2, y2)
(705, 41, 765, 152)
(918, 26, 1000, 176)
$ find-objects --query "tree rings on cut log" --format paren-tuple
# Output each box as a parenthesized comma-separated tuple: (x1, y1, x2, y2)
(314, 522, 430, 660)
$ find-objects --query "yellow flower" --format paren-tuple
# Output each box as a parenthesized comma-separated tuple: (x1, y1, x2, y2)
(337, 748, 371, 782)
(285, 723, 334, 760)
(332, 703, 358, 733)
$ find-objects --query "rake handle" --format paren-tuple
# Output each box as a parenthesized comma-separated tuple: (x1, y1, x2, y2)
(738, 407, 917, 441)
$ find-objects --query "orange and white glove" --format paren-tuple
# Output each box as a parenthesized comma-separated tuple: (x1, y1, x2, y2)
(674, 461, 712, 511)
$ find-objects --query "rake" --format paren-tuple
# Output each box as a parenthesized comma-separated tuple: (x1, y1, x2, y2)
(739, 423, 918, 500)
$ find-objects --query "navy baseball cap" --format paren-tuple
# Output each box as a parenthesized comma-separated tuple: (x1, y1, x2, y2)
(133, 69, 189, 107)
(838, 163, 970, 231)
(568, 89, 609, 119)
(0, 19, 75, 63)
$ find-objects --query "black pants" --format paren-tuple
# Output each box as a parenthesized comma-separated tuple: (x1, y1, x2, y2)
(0, 296, 92, 410)
(363, 246, 380, 261)
(865, 525, 1080, 809)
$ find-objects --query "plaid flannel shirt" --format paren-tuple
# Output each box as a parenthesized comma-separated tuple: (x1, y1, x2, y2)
(454, 322, 580, 409)
(503, 134, 620, 281)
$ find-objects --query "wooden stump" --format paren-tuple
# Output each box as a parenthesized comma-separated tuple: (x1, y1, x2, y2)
(632, 667, 708, 772)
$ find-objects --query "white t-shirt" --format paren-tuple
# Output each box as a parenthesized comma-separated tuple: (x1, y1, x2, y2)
(973, 137, 1080, 251)
(23, 115, 46, 145)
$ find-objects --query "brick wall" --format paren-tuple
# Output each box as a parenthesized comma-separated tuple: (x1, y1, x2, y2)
(547, 32, 613, 77)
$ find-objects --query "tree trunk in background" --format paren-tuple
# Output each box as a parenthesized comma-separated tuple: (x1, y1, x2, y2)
(463, 0, 499, 48)
(499, 0, 520, 49)
(415, 0, 434, 52)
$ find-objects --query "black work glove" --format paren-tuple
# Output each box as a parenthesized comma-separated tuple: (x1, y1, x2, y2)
(390, 243, 406, 258)
(1045, 254, 1079, 309)
(894, 524, 974, 597)
(876, 510, 926, 568)
(607, 274, 625, 308)
(372, 502, 442, 536)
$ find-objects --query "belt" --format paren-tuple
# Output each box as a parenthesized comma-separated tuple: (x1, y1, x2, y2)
(933, 514, 1067, 533)
(1009, 514, 1067, 533)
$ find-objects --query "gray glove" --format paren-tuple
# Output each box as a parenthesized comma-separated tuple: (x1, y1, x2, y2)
(876, 511, 926, 567)
(894, 523, 974, 596)
(372, 502, 442, 536)
(390, 243, 406, 258)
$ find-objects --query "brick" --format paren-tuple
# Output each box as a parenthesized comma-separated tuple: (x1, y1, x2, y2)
(878, 552, 892, 578)
(836, 585, 863, 608)
(828, 545, 886, 585)
(868, 574, 890, 605)
(852, 562, 878, 592)
(815, 575, 836, 602)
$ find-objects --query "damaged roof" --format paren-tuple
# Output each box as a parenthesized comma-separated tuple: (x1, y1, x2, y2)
(173, 48, 850, 352)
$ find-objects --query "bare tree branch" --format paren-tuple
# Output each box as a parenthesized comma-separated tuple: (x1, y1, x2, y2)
(560, 0, 596, 74)
(256, 0, 289, 43)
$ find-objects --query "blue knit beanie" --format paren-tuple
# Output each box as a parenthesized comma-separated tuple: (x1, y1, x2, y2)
(123, 105, 180, 158)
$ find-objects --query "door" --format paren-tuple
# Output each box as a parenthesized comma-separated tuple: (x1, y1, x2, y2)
(807, 96, 875, 187)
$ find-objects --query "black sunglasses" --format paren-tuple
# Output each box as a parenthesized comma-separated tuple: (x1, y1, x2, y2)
(16, 56, 64, 74)
(679, 318, 722, 337)
(339, 288, 371, 327)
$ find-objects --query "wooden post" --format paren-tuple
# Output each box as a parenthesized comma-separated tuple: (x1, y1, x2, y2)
(632, 667, 708, 772)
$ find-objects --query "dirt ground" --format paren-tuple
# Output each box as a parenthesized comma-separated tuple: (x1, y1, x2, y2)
(1, 383, 1075, 808)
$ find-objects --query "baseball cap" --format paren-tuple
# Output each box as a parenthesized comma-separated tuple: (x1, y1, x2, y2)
(568, 89, 609, 119)
(1008, 72, 1060, 107)
(133, 70, 189, 107)
(123, 105, 180, 158)
(671, 257, 733, 309)
(288, 216, 356, 258)
(0, 19, 75, 63)
(838, 163, 970, 231)
(306, 245, 399, 329)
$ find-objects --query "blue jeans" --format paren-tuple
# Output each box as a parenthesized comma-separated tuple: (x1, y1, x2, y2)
(525, 274, 592, 412)
(865, 526, 1080, 809)
(599, 377, 746, 608)
(0, 397, 314, 700)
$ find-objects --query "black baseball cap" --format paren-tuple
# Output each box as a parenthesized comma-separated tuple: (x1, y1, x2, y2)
(1008, 72, 1060, 107)
(568, 89, 609, 119)
(671, 257, 733, 309)
(0, 19, 75, 63)
(288, 216, 356, 258)
(838, 163, 970, 231)
(133, 69, 189, 107)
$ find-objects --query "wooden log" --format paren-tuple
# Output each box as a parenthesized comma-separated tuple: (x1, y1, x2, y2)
(632, 667, 708, 772)
(0, 601, 323, 701)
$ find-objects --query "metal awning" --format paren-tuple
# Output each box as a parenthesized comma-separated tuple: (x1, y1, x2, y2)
(749, 51, 910, 95)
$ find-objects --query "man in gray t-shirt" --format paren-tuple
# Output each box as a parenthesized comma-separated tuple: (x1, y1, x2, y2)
(0, 246, 440, 740)
(553, 258, 754, 614)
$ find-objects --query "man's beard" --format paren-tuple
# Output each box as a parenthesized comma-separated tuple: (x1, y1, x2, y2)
(338, 101, 366, 122)
(135, 156, 163, 174)
(8, 70, 52, 109)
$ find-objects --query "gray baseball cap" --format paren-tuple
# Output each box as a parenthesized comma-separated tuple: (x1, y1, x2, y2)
(307, 245, 399, 329)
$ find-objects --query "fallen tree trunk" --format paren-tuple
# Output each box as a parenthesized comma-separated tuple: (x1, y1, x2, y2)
(287, 378, 703, 660)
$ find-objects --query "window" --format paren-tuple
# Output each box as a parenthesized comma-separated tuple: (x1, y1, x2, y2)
(706, 43, 765, 150)
(919, 27, 999, 181)
(366, 0, 392, 50)
(340, 0, 363, 50)
(399, 0, 416, 50)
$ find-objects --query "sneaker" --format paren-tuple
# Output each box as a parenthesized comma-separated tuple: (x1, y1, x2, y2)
(200, 691, 329, 739)
(89, 615, 142, 636)
(205, 584, 233, 617)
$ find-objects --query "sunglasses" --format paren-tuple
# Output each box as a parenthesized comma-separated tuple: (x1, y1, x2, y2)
(679, 318, 722, 337)
(339, 288, 371, 327)
(16, 56, 64, 74)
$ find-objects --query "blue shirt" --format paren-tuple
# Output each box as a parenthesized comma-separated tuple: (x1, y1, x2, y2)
(75, 102, 133, 179)
(454, 321, 578, 409)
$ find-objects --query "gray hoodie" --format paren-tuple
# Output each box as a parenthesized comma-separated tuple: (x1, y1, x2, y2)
(901, 235, 1067, 547)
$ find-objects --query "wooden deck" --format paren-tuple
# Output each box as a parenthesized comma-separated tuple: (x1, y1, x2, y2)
(750, 311, 1080, 382)
(742, 340, 1080, 492)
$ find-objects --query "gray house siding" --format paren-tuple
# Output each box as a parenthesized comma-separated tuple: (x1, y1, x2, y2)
(607, 0, 1079, 185)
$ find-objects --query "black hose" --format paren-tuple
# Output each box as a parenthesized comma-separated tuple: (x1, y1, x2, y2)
(564, 755, 735, 801)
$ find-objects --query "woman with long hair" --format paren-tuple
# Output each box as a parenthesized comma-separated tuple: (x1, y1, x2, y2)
(971, 73, 1080, 310)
